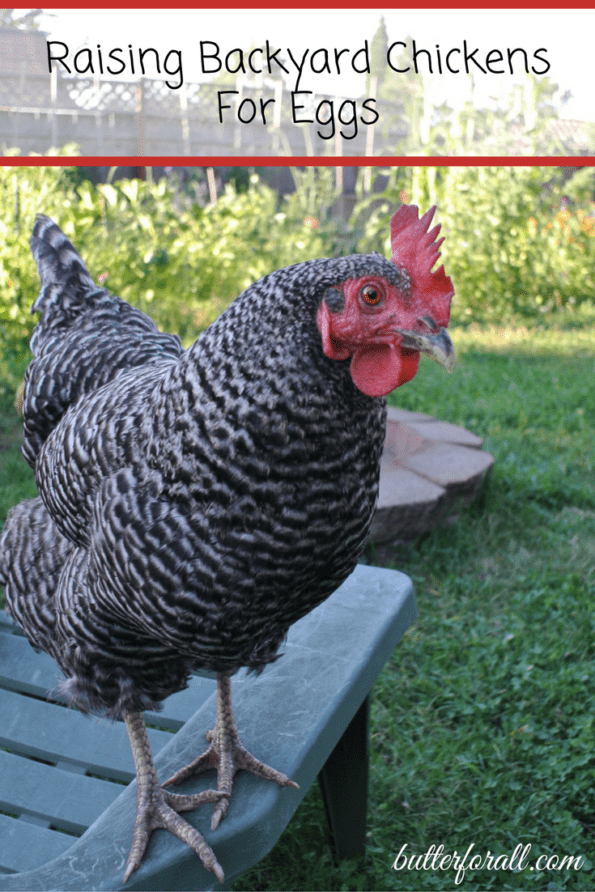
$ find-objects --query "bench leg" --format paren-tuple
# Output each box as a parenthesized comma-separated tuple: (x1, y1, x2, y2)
(318, 695, 369, 859)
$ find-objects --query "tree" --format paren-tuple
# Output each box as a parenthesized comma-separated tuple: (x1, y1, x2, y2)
(0, 9, 45, 30)
(366, 16, 389, 94)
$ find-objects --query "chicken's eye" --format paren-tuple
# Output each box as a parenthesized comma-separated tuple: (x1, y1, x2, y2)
(360, 283, 384, 306)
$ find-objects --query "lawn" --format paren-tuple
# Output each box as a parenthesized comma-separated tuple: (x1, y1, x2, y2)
(1, 319, 594, 890)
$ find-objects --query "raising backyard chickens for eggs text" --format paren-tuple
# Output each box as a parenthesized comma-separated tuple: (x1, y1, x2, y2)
(46, 37, 551, 140)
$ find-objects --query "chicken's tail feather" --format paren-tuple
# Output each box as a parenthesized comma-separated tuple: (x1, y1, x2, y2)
(30, 214, 96, 304)
(21, 216, 184, 468)
(29, 215, 103, 356)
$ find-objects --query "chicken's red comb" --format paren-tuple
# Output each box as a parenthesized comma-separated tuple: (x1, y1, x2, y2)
(390, 204, 454, 325)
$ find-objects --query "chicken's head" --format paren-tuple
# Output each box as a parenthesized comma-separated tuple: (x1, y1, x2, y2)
(316, 204, 455, 398)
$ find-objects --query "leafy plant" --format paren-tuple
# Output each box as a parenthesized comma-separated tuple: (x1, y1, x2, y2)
(0, 168, 329, 386)
(351, 166, 595, 323)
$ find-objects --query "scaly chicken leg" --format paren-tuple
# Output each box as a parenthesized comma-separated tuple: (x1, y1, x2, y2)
(123, 711, 228, 883)
(163, 674, 299, 830)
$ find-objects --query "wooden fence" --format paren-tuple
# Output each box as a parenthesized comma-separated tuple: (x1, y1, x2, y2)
(0, 68, 409, 157)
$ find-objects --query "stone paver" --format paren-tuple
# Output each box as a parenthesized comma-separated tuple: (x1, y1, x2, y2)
(370, 408, 494, 542)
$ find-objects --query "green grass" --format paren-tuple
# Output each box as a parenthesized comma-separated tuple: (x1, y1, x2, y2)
(1, 319, 594, 890)
(235, 321, 595, 891)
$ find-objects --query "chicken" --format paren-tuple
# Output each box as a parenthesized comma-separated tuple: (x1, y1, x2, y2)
(0, 205, 454, 883)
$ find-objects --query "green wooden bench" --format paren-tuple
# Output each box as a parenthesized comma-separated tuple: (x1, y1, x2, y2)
(0, 564, 416, 891)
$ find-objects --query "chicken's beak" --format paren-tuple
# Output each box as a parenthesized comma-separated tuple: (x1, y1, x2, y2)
(395, 324, 455, 373)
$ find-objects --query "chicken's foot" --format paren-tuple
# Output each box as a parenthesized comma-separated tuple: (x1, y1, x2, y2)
(123, 711, 228, 883)
(163, 674, 299, 830)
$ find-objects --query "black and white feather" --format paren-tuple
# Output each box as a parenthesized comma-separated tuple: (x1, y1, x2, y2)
(0, 215, 391, 718)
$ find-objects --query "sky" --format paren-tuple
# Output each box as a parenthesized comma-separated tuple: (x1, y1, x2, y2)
(36, 8, 593, 122)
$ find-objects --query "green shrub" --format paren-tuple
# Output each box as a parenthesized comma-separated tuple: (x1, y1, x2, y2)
(0, 167, 329, 386)
(351, 166, 595, 323)
(2, 163, 595, 389)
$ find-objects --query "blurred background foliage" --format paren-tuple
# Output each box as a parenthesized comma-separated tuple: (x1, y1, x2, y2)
(1, 160, 594, 395)
(353, 164, 595, 322)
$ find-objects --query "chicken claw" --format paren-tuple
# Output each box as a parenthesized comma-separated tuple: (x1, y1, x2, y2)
(124, 711, 228, 883)
(163, 674, 299, 830)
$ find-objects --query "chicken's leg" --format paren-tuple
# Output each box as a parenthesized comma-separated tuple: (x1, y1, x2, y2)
(123, 711, 228, 883)
(163, 674, 299, 830)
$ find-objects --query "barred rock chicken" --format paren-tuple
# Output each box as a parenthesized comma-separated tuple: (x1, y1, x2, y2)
(0, 206, 454, 882)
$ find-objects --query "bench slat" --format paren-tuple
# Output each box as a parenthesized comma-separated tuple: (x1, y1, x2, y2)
(0, 749, 121, 835)
(0, 612, 21, 635)
(0, 632, 64, 697)
(0, 814, 75, 875)
(0, 688, 172, 782)
(0, 615, 216, 731)
(143, 676, 216, 730)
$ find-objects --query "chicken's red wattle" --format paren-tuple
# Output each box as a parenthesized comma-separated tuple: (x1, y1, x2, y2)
(349, 342, 420, 397)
